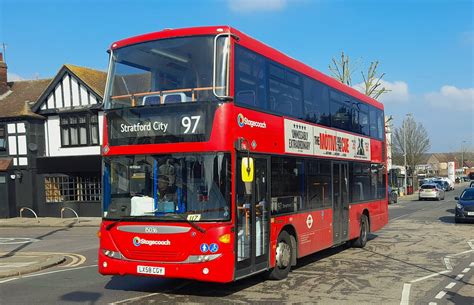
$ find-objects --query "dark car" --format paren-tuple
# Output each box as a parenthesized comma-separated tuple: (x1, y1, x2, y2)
(469, 181, 474, 188)
(433, 180, 450, 191)
(455, 187, 474, 223)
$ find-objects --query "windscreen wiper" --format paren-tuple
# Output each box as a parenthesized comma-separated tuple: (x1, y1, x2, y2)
(105, 219, 124, 231)
(168, 213, 206, 234)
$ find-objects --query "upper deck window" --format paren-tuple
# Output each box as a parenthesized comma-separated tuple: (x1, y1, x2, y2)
(234, 45, 267, 110)
(105, 36, 228, 109)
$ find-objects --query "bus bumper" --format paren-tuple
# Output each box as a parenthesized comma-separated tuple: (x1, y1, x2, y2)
(98, 250, 235, 283)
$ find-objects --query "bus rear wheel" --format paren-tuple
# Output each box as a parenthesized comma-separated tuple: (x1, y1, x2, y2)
(352, 214, 369, 248)
(267, 230, 293, 280)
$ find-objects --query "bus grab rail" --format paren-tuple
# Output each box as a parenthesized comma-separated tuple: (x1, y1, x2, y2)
(19, 207, 39, 223)
(60, 207, 80, 223)
(212, 32, 237, 100)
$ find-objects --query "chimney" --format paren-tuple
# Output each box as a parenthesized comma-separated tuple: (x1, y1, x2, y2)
(0, 52, 8, 95)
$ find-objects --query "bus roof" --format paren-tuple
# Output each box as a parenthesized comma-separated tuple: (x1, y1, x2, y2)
(110, 25, 384, 110)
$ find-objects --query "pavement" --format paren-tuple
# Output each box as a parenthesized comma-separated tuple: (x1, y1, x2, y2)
(0, 217, 101, 279)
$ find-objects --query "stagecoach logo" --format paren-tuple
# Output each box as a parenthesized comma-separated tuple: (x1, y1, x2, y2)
(133, 236, 171, 247)
(306, 214, 313, 229)
(237, 113, 267, 129)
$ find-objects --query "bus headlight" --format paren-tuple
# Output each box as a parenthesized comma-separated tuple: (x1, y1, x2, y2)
(186, 253, 222, 263)
(102, 249, 123, 260)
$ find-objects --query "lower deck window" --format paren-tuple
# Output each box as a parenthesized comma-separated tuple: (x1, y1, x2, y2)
(45, 175, 101, 203)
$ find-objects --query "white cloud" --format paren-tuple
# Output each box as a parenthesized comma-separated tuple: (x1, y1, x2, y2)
(228, 0, 287, 12)
(7, 72, 24, 81)
(424, 85, 474, 111)
(353, 79, 410, 104)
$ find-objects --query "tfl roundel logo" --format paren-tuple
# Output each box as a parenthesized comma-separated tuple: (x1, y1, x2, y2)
(133, 236, 141, 247)
(237, 113, 245, 127)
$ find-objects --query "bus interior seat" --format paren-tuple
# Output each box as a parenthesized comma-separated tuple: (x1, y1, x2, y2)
(163, 92, 188, 104)
(237, 90, 256, 105)
(142, 95, 161, 105)
(354, 182, 364, 201)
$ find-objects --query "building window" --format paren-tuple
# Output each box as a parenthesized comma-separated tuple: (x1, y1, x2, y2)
(7, 122, 28, 167)
(60, 113, 99, 147)
(44, 175, 101, 203)
(0, 124, 6, 151)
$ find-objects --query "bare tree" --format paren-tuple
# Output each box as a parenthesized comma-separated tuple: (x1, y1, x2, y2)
(392, 115, 431, 173)
(361, 61, 390, 99)
(328, 51, 356, 86)
(329, 51, 390, 100)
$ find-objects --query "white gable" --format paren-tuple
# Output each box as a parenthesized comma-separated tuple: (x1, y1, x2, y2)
(37, 70, 102, 111)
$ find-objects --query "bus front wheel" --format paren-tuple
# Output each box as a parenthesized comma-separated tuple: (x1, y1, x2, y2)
(267, 230, 293, 280)
(352, 214, 369, 248)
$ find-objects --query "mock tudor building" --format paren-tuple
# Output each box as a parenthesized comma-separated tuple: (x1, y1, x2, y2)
(0, 53, 51, 218)
(0, 53, 107, 218)
(31, 64, 107, 217)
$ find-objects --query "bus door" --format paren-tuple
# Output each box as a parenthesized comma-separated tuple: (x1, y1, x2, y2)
(235, 156, 270, 278)
(332, 162, 349, 244)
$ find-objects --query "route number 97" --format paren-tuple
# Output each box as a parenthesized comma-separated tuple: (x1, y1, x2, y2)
(181, 116, 201, 134)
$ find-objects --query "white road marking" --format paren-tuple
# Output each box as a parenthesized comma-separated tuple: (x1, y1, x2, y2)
(410, 270, 450, 283)
(0, 277, 18, 284)
(435, 291, 446, 299)
(0, 265, 97, 285)
(455, 274, 464, 281)
(445, 282, 456, 289)
(462, 268, 470, 273)
(429, 302, 437, 305)
(110, 280, 192, 304)
(110, 293, 161, 304)
(0, 238, 40, 245)
(470, 262, 474, 267)
(22, 264, 97, 279)
(449, 249, 474, 256)
(399, 283, 411, 305)
(468, 240, 474, 250)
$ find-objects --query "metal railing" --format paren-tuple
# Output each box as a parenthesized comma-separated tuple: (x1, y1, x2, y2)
(60, 207, 80, 223)
(19, 207, 39, 223)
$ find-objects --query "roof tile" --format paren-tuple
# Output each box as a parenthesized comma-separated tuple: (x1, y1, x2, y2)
(0, 79, 51, 119)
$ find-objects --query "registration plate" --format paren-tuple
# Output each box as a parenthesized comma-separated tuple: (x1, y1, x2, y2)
(137, 265, 165, 275)
(467, 212, 474, 216)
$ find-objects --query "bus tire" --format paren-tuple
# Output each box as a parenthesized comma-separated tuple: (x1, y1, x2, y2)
(352, 214, 369, 248)
(267, 230, 293, 280)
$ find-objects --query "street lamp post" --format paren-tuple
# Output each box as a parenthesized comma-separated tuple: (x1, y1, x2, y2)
(403, 122, 407, 194)
(403, 114, 412, 195)
(461, 140, 466, 176)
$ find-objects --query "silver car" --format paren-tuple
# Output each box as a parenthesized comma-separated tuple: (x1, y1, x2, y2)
(419, 183, 445, 201)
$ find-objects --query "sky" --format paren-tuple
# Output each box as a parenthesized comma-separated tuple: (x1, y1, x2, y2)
(0, 0, 473, 153)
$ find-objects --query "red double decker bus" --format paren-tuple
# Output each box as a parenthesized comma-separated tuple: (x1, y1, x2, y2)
(99, 26, 388, 283)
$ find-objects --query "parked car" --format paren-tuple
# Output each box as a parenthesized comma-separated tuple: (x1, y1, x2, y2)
(433, 180, 450, 192)
(469, 181, 474, 188)
(454, 187, 474, 223)
(419, 183, 445, 201)
(437, 177, 454, 190)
